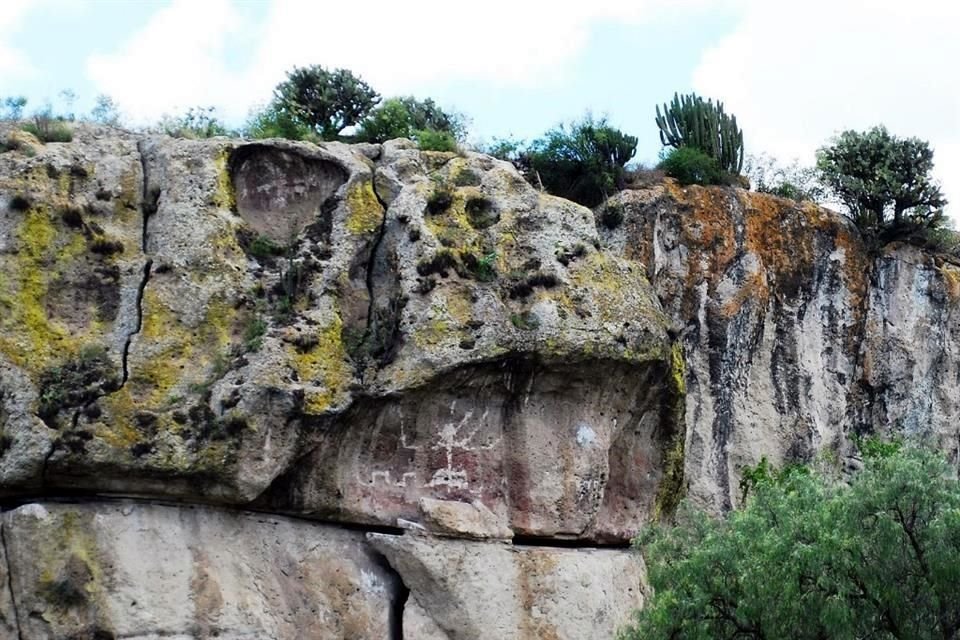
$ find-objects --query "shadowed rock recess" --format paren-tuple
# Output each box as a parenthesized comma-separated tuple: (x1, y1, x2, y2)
(0, 124, 956, 638)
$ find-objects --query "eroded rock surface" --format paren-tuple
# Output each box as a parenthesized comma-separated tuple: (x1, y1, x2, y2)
(0, 501, 399, 640)
(369, 533, 646, 640)
(4, 124, 960, 638)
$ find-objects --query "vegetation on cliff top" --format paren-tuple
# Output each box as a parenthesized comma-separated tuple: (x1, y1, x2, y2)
(622, 441, 960, 640)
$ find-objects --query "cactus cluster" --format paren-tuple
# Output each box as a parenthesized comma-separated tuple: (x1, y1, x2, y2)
(655, 92, 744, 174)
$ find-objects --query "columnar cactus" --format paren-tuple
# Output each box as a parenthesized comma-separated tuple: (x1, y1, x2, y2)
(655, 92, 744, 174)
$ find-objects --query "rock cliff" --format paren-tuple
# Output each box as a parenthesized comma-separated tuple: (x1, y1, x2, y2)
(0, 124, 956, 638)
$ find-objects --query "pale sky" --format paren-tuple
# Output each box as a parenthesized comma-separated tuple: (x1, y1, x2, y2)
(1, 0, 958, 213)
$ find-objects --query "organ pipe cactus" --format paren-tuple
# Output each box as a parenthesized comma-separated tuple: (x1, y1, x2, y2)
(655, 92, 744, 174)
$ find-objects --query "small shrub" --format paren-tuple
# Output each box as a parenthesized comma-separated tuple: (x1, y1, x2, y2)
(598, 204, 624, 230)
(243, 316, 267, 352)
(556, 243, 588, 266)
(509, 272, 559, 299)
(510, 311, 540, 330)
(243, 101, 313, 141)
(458, 251, 497, 282)
(416, 129, 458, 152)
(23, 111, 73, 143)
(416, 249, 458, 277)
(158, 106, 228, 139)
(657, 147, 724, 186)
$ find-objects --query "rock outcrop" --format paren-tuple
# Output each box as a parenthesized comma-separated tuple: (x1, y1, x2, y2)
(1, 123, 958, 638)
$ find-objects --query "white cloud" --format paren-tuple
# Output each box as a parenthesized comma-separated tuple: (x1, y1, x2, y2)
(86, 0, 245, 123)
(85, 0, 715, 124)
(692, 0, 960, 216)
(0, 0, 40, 82)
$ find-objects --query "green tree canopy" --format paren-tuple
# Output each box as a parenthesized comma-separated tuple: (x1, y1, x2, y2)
(622, 444, 960, 640)
(355, 96, 466, 143)
(273, 65, 379, 140)
(817, 126, 947, 238)
(525, 116, 637, 207)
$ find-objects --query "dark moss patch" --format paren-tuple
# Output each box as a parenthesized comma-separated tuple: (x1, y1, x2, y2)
(130, 441, 155, 458)
(465, 196, 498, 229)
(9, 194, 31, 212)
(236, 226, 286, 262)
(60, 206, 85, 228)
(38, 346, 121, 427)
(416, 249, 458, 277)
(88, 235, 124, 256)
(556, 243, 588, 266)
(426, 186, 455, 216)
(452, 168, 482, 187)
(508, 272, 560, 299)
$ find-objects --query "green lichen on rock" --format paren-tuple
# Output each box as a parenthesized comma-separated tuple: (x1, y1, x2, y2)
(654, 341, 687, 520)
(345, 180, 383, 235)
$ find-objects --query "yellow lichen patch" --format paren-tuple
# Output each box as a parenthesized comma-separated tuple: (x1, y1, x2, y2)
(288, 313, 352, 415)
(345, 180, 384, 235)
(939, 263, 960, 301)
(0, 207, 90, 370)
(114, 166, 141, 220)
(212, 148, 236, 211)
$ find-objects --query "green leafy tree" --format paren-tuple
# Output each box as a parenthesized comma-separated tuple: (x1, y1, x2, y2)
(656, 92, 744, 174)
(621, 444, 960, 640)
(355, 96, 466, 143)
(242, 102, 313, 141)
(2, 96, 27, 120)
(274, 65, 379, 140)
(525, 116, 637, 207)
(89, 94, 122, 126)
(817, 126, 947, 239)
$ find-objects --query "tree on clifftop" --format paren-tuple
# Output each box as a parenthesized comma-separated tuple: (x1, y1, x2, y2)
(620, 443, 960, 640)
(817, 126, 947, 241)
(273, 65, 379, 141)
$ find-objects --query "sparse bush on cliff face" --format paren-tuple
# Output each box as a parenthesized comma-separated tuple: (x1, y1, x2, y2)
(22, 107, 73, 143)
(657, 147, 723, 186)
(525, 116, 637, 207)
(273, 65, 379, 141)
(158, 106, 228, 139)
(656, 92, 744, 175)
(817, 126, 947, 242)
(355, 96, 467, 144)
(621, 442, 960, 640)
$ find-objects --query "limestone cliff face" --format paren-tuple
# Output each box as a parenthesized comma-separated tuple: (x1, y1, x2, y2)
(0, 125, 955, 639)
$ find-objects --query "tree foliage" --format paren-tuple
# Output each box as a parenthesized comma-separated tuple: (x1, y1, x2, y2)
(242, 102, 313, 141)
(355, 96, 466, 143)
(273, 65, 379, 140)
(657, 147, 724, 186)
(525, 116, 637, 207)
(817, 126, 947, 239)
(621, 444, 960, 640)
(745, 153, 826, 203)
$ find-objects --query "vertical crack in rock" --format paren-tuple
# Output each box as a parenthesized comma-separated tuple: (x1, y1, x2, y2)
(119, 138, 158, 387)
(120, 260, 153, 386)
(0, 520, 23, 640)
(370, 546, 409, 640)
(355, 173, 396, 379)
